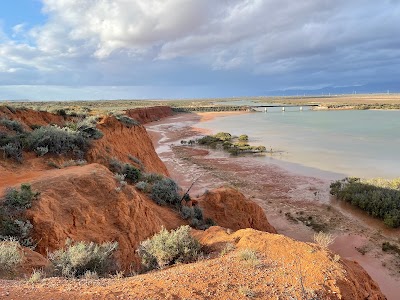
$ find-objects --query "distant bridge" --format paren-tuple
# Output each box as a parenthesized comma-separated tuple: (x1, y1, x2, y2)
(250, 104, 319, 112)
(173, 104, 320, 113)
(250, 104, 319, 108)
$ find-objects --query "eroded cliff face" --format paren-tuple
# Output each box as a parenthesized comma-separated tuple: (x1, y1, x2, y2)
(25, 163, 184, 270)
(87, 116, 169, 176)
(125, 106, 173, 124)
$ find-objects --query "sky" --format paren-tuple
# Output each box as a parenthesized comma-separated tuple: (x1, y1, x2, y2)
(0, 0, 399, 100)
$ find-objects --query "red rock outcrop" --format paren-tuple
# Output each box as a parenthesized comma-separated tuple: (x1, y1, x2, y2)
(197, 187, 277, 233)
(125, 106, 173, 124)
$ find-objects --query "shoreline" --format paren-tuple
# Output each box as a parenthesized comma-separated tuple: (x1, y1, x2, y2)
(146, 111, 400, 300)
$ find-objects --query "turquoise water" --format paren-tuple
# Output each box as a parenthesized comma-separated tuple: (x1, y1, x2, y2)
(196, 109, 400, 179)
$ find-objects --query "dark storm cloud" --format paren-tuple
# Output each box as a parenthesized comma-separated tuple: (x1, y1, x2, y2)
(0, 0, 399, 99)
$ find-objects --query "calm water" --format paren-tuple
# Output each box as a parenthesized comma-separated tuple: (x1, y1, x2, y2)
(196, 109, 400, 179)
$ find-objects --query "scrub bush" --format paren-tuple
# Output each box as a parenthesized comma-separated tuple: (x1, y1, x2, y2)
(49, 239, 118, 278)
(137, 226, 201, 270)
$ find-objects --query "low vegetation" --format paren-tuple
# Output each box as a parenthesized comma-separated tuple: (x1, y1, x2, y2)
(0, 118, 25, 133)
(115, 115, 140, 127)
(137, 226, 201, 271)
(150, 178, 180, 206)
(183, 132, 266, 156)
(0, 115, 103, 162)
(28, 269, 45, 283)
(238, 249, 260, 267)
(382, 242, 400, 255)
(330, 177, 400, 227)
(109, 158, 142, 183)
(313, 231, 335, 248)
(110, 166, 210, 229)
(0, 240, 22, 274)
(48, 239, 118, 278)
(4, 184, 40, 209)
(0, 184, 39, 247)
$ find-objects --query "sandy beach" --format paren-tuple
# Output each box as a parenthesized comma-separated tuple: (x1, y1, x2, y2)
(146, 111, 400, 300)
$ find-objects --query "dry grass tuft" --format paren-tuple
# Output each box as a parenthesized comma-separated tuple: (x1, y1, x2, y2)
(238, 249, 260, 267)
(28, 269, 45, 283)
(313, 231, 335, 248)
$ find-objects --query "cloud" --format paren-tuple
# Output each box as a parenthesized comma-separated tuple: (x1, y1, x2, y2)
(0, 0, 399, 98)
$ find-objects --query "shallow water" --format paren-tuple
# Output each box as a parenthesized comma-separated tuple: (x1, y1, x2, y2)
(196, 109, 400, 179)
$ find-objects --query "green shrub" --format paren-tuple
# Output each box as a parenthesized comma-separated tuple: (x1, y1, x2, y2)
(180, 206, 193, 220)
(0, 184, 38, 247)
(49, 239, 118, 278)
(238, 134, 248, 142)
(204, 217, 216, 227)
(137, 226, 201, 270)
(179, 206, 209, 229)
(4, 184, 39, 209)
(193, 206, 203, 220)
(115, 115, 140, 127)
(1, 116, 101, 161)
(0, 218, 34, 247)
(150, 178, 180, 206)
(123, 164, 141, 183)
(189, 218, 201, 228)
(214, 132, 232, 141)
(55, 109, 67, 117)
(197, 135, 221, 148)
(74, 117, 103, 140)
(135, 181, 150, 193)
(330, 177, 400, 228)
(108, 159, 142, 183)
(0, 240, 22, 273)
(128, 155, 144, 170)
(0, 118, 24, 133)
(141, 173, 164, 184)
(27, 125, 89, 156)
(0, 142, 23, 162)
(34, 146, 49, 157)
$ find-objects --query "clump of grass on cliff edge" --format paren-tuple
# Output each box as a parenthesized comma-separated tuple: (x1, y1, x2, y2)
(137, 225, 201, 271)
(115, 115, 140, 127)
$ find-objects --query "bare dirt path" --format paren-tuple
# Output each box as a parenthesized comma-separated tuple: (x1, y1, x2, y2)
(146, 112, 400, 300)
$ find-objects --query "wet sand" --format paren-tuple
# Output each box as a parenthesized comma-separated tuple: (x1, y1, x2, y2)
(146, 111, 400, 300)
